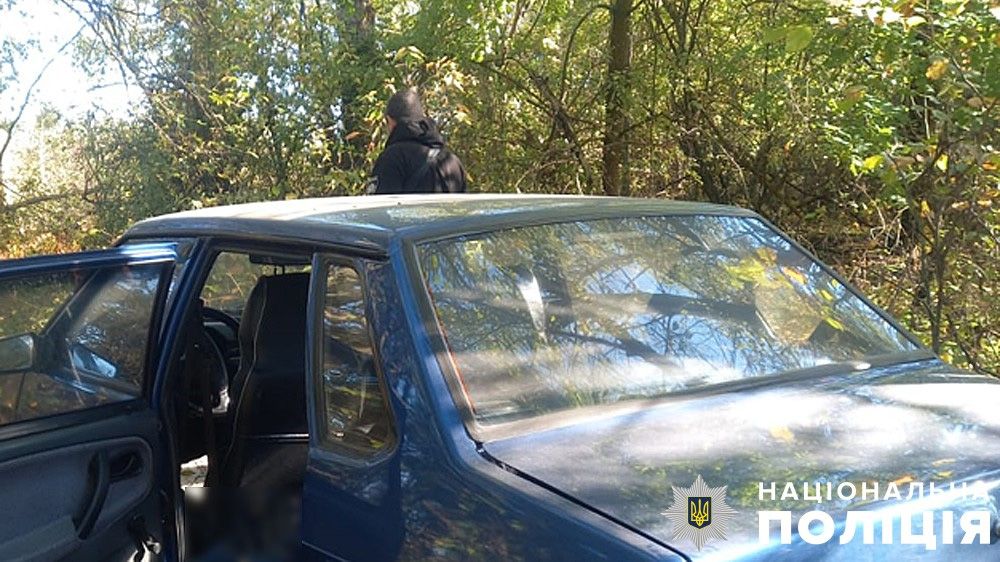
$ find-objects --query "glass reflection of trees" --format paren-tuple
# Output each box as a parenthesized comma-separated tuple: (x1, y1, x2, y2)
(0, 264, 162, 424)
(320, 266, 393, 453)
(420, 216, 918, 425)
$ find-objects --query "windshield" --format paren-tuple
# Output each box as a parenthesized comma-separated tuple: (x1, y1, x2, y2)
(418, 215, 919, 427)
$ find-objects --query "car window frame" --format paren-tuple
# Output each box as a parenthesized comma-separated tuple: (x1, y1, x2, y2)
(404, 211, 936, 443)
(0, 245, 177, 441)
(307, 253, 398, 466)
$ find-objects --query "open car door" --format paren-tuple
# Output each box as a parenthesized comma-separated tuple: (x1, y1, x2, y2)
(0, 243, 177, 561)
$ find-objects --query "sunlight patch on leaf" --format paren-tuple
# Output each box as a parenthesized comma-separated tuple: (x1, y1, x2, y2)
(785, 25, 814, 53)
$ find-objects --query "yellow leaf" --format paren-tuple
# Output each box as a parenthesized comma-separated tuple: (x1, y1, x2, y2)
(920, 200, 932, 218)
(863, 154, 884, 171)
(785, 25, 814, 53)
(844, 85, 866, 103)
(755, 247, 777, 264)
(984, 154, 1000, 171)
(935, 154, 949, 173)
(781, 266, 807, 285)
(769, 426, 795, 443)
(926, 58, 949, 81)
(892, 475, 915, 486)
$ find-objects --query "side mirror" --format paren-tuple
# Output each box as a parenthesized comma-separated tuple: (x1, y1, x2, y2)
(69, 343, 119, 380)
(0, 333, 38, 373)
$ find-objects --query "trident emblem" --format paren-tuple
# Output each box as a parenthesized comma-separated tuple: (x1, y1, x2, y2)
(688, 497, 712, 529)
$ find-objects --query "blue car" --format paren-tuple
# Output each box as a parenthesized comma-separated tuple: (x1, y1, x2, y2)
(0, 195, 996, 561)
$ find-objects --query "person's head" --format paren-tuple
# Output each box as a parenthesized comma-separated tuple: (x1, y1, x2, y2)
(384, 88, 425, 133)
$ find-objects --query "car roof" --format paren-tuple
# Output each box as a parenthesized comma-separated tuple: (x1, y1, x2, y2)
(123, 194, 755, 256)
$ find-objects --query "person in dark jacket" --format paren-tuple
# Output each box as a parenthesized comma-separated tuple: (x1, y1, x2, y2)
(367, 89, 467, 194)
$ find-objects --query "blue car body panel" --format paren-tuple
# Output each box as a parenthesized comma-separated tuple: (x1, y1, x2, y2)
(108, 195, 1000, 560)
(298, 246, 684, 561)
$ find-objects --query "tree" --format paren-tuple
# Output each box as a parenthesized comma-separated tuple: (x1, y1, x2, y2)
(0, 0, 996, 375)
(602, 0, 632, 196)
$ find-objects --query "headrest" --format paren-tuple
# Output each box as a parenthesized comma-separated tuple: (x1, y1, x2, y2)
(239, 272, 311, 371)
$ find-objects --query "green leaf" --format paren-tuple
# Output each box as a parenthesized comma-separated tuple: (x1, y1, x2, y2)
(785, 25, 814, 53)
(762, 27, 785, 45)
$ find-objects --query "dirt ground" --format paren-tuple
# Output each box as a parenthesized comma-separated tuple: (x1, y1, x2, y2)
(181, 455, 207, 488)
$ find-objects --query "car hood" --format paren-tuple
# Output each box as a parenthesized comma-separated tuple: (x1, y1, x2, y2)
(482, 360, 1000, 560)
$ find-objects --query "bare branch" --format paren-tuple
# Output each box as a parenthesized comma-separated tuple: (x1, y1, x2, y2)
(0, 25, 85, 172)
(0, 192, 70, 213)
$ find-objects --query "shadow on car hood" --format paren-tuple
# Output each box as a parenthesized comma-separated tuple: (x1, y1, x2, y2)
(482, 360, 1000, 560)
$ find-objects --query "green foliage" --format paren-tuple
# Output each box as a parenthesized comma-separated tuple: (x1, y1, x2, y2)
(0, 0, 997, 374)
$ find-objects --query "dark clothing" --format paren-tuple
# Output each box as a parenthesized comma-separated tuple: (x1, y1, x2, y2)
(369, 118, 467, 194)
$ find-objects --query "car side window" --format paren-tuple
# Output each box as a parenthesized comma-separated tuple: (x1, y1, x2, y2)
(317, 264, 394, 454)
(202, 251, 310, 314)
(0, 264, 163, 425)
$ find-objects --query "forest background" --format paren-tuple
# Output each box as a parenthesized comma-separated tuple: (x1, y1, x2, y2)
(0, 0, 998, 374)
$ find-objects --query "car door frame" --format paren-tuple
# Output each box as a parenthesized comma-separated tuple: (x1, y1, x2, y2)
(145, 235, 339, 559)
(138, 236, 211, 562)
(141, 236, 315, 558)
(0, 243, 181, 561)
(120, 232, 395, 559)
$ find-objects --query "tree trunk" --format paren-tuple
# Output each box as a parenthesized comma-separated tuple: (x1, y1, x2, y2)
(602, 0, 632, 196)
(339, 0, 376, 170)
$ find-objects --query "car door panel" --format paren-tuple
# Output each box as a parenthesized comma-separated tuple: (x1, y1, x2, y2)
(0, 434, 153, 561)
(0, 244, 177, 562)
(302, 257, 403, 561)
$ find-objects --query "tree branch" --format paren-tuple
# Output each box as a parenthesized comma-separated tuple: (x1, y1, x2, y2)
(0, 25, 85, 173)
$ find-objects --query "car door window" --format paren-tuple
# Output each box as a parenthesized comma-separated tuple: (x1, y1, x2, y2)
(0, 262, 167, 425)
(317, 263, 394, 454)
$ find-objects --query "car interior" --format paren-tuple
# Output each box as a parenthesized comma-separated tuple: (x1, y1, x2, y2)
(173, 249, 313, 561)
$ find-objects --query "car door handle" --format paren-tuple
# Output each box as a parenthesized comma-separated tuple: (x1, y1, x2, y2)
(109, 449, 144, 482)
(74, 450, 110, 539)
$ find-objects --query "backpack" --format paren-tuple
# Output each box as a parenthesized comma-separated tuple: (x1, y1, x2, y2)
(404, 147, 464, 193)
